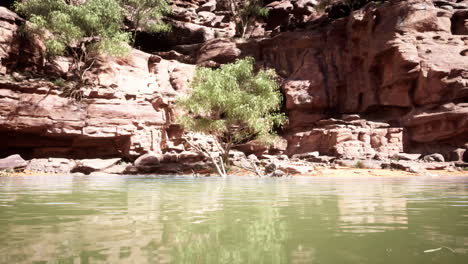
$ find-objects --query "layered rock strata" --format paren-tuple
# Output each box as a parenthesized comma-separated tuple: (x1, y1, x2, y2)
(194, 0, 468, 160)
(0, 11, 195, 159)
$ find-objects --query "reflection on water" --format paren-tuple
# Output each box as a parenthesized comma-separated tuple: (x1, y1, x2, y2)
(0, 175, 468, 263)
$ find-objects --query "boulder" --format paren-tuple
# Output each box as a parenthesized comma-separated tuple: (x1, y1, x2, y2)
(394, 153, 422, 161)
(197, 0, 217, 12)
(336, 159, 382, 169)
(134, 152, 163, 172)
(26, 158, 76, 174)
(72, 158, 121, 175)
(423, 153, 445, 162)
(247, 154, 259, 162)
(270, 169, 286, 177)
(0, 154, 27, 171)
(390, 161, 422, 174)
(291, 152, 320, 160)
(197, 38, 241, 65)
(278, 164, 313, 174)
(229, 150, 246, 162)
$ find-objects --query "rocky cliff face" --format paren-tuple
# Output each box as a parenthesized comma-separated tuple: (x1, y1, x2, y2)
(0, 6, 195, 159)
(260, 0, 468, 160)
(0, 0, 467, 164)
(191, 0, 468, 160)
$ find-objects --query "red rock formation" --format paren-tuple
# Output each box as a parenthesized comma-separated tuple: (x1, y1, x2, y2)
(0, 12, 196, 159)
(260, 0, 467, 159)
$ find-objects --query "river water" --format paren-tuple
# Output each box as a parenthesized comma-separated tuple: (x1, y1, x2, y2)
(0, 175, 467, 263)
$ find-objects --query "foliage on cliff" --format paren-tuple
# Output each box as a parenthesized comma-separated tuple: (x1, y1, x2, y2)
(15, 0, 130, 58)
(220, 0, 269, 37)
(177, 57, 286, 177)
(13, 0, 172, 100)
(14, 0, 130, 84)
(119, 0, 171, 44)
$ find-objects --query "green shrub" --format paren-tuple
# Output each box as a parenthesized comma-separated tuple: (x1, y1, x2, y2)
(119, 0, 171, 44)
(354, 161, 365, 169)
(220, 0, 269, 37)
(15, 0, 130, 82)
(177, 57, 287, 176)
(52, 78, 66, 87)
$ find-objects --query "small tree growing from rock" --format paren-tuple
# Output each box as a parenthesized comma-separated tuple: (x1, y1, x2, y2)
(14, 0, 130, 97)
(220, 0, 269, 38)
(119, 0, 171, 45)
(176, 57, 286, 177)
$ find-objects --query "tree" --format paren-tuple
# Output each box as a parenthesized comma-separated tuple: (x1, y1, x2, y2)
(14, 0, 130, 85)
(176, 57, 287, 177)
(221, 0, 269, 38)
(119, 0, 171, 45)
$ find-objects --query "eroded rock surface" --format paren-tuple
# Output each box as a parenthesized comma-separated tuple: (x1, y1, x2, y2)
(286, 116, 404, 159)
(260, 0, 468, 159)
(0, 46, 195, 159)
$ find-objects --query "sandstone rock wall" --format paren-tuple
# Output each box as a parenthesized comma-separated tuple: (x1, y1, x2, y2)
(259, 0, 468, 158)
(0, 7, 195, 159)
(193, 0, 467, 159)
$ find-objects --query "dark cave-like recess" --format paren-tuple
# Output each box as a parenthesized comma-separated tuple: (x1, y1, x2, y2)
(0, 132, 130, 159)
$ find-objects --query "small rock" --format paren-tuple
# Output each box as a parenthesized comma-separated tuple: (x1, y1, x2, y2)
(423, 153, 445, 162)
(134, 153, 165, 173)
(279, 164, 313, 174)
(12, 72, 26, 82)
(247, 154, 259, 162)
(292, 152, 319, 160)
(342, 114, 361, 121)
(270, 170, 285, 177)
(426, 163, 450, 170)
(390, 161, 421, 173)
(197, 0, 216, 12)
(261, 154, 278, 160)
(102, 163, 129, 174)
(72, 158, 121, 175)
(26, 158, 76, 174)
(440, 5, 453, 11)
(309, 155, 336, 163)
(265, 163, 277, 174)
(0, 154, 27, 171)
(394, 153, 422, 161)
(229, 150, 246, 161)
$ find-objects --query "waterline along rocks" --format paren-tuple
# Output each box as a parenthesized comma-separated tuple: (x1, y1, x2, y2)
(0, 0, 467, 174)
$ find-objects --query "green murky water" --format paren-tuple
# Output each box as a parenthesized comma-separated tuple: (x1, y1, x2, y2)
(0, 175, 467, 263)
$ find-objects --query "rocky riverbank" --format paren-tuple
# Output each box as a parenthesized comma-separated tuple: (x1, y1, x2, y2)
(1, 151, 466, 177)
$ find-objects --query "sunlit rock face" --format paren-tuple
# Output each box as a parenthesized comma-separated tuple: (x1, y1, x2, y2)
(257, 0, 468, 159)
(0, 47, 195, 159)
(286, 116, 404, 159)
